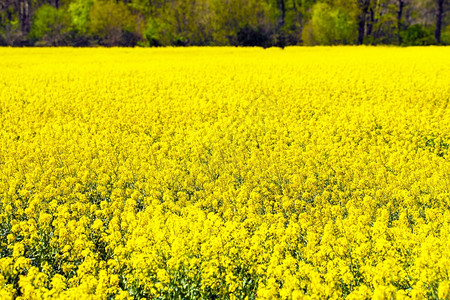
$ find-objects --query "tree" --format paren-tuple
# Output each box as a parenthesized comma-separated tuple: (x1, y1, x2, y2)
(68, 0, 93, 35)
(0, 0, 32, 34)
(435, 0, 444, 43)
(0, 0, 447, 46)
(396, 0, 405, 44)
(276, 0, 286, 47)
(213, 0, 274, 46)
(357, 0, 370, 44)
(17, 0, 31, 33)
(29, 4, 71, 45)
(302, 1, 357, 45)
(170, 0, 215, 45)
(128, 0, 168, 18)
(89, 0, 141, 46)
(141, 0, 216, 46)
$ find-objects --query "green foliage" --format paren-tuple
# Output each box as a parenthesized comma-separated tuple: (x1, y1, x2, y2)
(365, 12, 397, 45)
(302, 2, 356, 45)
(0, 6, 28, 46)
(168, 0, 215, 46)
(213, 0, 275, 46)
(236, 24, 271, 47)
(89, 0, 141, 46)
(0, 0, 448, 46)
(68, 0, 93, 35)
(401, 24, 434, 46)
(144, 18, 168, 46)
(143, 0, 215, 47)
(0, 18, 25, 46)
(442, 25, 450, 45)
(29, 5, 71, 46)
(129, 0, 167, 18)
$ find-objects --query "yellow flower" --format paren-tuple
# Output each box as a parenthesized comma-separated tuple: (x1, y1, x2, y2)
(12, 243, 24, 258)
(1, 47, 449, 298)
(438, 281, 449, 300)
(91, 219, 103, 231)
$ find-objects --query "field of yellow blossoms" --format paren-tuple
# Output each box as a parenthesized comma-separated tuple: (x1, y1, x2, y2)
(0, 47, 449, 299)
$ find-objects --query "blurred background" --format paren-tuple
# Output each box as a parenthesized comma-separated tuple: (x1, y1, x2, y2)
(0, 0, 448, 47)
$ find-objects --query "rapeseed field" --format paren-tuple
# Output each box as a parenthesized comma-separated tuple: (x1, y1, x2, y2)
(0, 47, 449, 299)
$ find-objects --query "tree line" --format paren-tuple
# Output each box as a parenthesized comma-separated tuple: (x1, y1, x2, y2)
(0, 0, 448, 47)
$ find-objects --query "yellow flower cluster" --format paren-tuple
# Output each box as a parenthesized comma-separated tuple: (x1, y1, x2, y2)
(0, 47, 449, 299)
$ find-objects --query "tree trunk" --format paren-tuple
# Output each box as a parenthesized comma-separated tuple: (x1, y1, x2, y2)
(397, 0, 404, 45)
(357, 0, 370, 45)
(277, 0, 286, 48)
(18, 0, 31, 33)
(277, 0, 286, 27)
(357, 16, 365, 44)
(366, 7, 375, 38)
(435, 0, 444, 44)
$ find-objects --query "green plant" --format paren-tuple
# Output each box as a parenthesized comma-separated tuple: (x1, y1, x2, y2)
(401, 24, 434, 46)
(89, 0, 141, 46)
(302, 2, 356, 45)
(29, 5, 71, 46)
